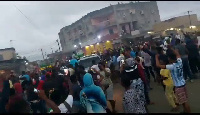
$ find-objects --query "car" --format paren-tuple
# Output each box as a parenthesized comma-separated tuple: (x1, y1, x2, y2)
(79, 54, 101, 72)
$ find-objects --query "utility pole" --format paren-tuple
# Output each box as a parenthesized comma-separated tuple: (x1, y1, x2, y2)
(41, 48, 45, 60)
(51, 48, 54, 54)
(10, 40, 13, 48)
(187, 11, 192, 27)
(56, 39, 61, 52)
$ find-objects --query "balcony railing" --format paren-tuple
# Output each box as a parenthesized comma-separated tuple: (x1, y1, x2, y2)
(92, 20, 117, 29)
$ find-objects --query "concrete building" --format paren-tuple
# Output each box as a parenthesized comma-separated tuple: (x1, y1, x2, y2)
(59, 1, 161, 55)
(0, 48, 16, 61)
(153, 14, 200, 36)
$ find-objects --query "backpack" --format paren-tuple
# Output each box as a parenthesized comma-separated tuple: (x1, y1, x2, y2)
(81, 93, 106, 113)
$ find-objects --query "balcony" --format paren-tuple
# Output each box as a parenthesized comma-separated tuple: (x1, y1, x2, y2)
(92, 20, 117, 30)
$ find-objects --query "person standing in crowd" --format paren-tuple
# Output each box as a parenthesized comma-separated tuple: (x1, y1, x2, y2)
(94, 62, 116, 113)
(135, 56, 154, 105)
(76, 65, 86, 88)
(70, 56, 79, 68)
(186, 39, 200, 75)
(79, 73, 107, 113)
(141, 49, 156, 83)
(70, 75, 84, 113)
(175, 39, 194, 82)
(156, 48, 191, 113)
(121, 65, 147, 113)
(41, 70, 46, 81)
(158, 55, 179, 112)
(20, 71, 31, 91)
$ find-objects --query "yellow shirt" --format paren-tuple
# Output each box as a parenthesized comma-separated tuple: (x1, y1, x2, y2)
(9, 80, 13, 88)
(160, 69, 174, 86)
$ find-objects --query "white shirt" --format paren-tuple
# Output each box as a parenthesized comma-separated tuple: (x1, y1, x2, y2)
(58, 95, 73, 113)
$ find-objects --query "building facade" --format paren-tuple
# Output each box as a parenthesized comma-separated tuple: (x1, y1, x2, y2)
(59, 1, 161, 55)
(153, 14, 200, 36)
(0, 48, 16, 61)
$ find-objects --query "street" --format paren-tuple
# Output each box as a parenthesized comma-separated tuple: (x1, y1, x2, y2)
(110, 76, 200, 113)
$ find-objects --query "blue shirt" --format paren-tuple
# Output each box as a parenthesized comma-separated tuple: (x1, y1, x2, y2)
(130, 51, 136, 58)
(41, 75, 46, 81)
(70, 59, 78, 68)
(22, 74, 31, 81)
(166, 58, 185, 87)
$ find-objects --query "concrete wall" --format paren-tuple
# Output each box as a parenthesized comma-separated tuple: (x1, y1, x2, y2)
(153, 14, 199, 32)
(0, 49, 15, 61)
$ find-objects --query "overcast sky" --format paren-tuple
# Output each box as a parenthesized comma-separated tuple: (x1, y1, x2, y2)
(0, 1, 200, 61)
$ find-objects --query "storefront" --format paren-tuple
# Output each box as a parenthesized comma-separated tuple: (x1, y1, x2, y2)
(84, 40, 114, 56)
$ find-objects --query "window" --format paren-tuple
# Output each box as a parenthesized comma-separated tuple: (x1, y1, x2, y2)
(109, 29, 114, 35)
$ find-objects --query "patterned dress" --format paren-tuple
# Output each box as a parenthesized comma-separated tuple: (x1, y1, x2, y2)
(123, 78, 147, 113)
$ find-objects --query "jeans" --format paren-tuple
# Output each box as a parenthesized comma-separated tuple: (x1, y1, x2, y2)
(182, 57, 193, 80)
(144, 66, 156, 82)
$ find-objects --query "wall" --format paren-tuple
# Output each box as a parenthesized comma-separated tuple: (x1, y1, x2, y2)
(153, 14, 199, 32)
(0, 49, 15, 61)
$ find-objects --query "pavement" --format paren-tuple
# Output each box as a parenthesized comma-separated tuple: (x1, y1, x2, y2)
(109, 76, 200, 113)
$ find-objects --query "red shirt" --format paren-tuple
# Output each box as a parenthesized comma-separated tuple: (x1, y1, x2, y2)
(33, 80, 44, 90)
(14, 83, 23, 94)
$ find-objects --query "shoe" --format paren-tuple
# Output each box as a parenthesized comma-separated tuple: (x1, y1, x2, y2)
(190, 80, 194, 83)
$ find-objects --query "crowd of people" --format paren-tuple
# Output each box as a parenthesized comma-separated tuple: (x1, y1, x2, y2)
(0, 31, 199, 113)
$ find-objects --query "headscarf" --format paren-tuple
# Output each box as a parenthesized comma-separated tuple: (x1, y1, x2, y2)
(80, 73, 107, 111)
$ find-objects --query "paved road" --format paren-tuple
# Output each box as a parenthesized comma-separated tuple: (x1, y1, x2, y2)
(109, 77, 200, 113)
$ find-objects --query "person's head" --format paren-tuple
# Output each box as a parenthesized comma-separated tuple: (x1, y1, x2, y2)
(135, 56, 140, 63)
(158, 54, 169, 65)
(6, 95, 31, 113)
(98, 62, 105, 71)
(41, 70, 46, 75)
(124, 47, 131, 58)
(67, 64, 73, 69)
(167, 52, 177, 63)
(77, 65, 85, 74)
(70, 75, 77, 84)
(21, 71, 25, 75)
(83, 73, 94, 87)
(175, 39, 181, 45)
(156, 47, 163, 54)
(120, 73, 131, 89)
(92, 60, 96, 65)
(45, 73, 51, 80)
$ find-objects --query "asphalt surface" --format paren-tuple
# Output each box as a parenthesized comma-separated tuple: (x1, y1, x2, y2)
(109, 75, 200, 113)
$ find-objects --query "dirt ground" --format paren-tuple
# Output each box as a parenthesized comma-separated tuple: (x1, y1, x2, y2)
(109, 77, 200, 113)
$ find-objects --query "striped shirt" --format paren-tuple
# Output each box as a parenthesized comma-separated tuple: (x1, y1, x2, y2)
(166, 58, 185, 87)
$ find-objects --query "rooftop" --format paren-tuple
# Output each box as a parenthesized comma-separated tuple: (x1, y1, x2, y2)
(0, 47, 15, 52)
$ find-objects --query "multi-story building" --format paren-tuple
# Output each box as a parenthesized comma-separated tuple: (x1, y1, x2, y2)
(59, 1, 161, 55)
